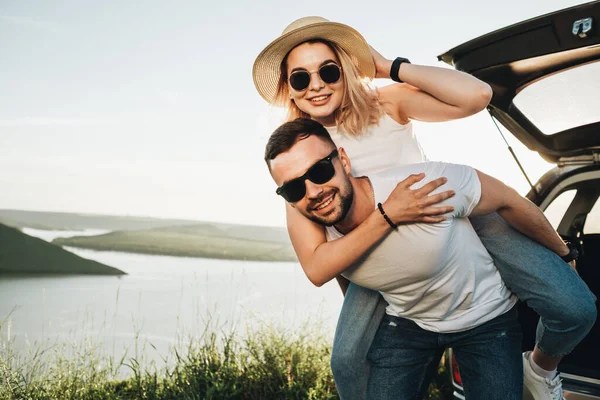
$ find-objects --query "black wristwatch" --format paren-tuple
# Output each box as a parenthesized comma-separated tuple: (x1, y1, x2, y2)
(561, 241, 580, 263)
(390, 57, 411, 83)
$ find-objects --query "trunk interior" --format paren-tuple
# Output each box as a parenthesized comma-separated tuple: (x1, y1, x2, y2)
(519, 172, 600, 383)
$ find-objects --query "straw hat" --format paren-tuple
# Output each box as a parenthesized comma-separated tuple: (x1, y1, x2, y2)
(252, 16, 375, 103)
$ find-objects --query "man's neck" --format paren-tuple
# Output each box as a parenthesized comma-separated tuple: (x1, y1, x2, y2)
(334, 176, 375, 235)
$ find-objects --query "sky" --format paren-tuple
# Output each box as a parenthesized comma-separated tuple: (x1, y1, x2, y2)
(0, 0, 587, 227)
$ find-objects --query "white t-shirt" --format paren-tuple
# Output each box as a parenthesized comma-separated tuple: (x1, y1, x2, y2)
(325, 162, 517, 333)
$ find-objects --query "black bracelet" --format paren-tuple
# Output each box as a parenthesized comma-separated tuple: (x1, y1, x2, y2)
(377, 202, 397, 230)
(390, 57, 411, 83)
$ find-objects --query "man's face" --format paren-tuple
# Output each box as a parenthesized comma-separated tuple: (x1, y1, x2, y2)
(270, 136, 354, 226)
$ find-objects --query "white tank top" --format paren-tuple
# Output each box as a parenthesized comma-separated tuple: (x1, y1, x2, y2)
(325, 113, 427, 176)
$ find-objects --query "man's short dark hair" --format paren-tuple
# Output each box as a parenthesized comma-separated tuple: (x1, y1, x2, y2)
(264, 118, 336, 169)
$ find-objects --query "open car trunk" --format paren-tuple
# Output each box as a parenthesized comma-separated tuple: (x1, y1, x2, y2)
(522, 164, 600, 394)
(439, 1, 600, 396)
(438, 0, 600, 164)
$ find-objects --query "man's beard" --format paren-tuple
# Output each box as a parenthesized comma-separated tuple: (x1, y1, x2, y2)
(305, 185, 354, 227)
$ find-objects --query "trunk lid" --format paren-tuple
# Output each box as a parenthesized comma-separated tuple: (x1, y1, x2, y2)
(438, 1, 600, 164)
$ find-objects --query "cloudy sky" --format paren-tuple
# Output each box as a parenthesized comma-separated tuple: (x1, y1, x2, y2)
(0, 0, 584, 226)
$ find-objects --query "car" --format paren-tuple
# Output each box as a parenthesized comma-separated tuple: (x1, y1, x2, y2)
(438, 1, 600, 399)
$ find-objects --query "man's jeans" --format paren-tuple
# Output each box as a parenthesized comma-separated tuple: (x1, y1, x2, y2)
(367, 307, 523, 400)
(331, 213, 597, 400)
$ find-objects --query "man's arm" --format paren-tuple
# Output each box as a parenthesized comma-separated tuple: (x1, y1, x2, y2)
(471, 170, 570, 259)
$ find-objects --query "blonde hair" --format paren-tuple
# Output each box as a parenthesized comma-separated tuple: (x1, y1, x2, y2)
(274, 40, 383, 136)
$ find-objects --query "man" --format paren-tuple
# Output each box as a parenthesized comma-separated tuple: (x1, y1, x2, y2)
(264, 118, 588, 399)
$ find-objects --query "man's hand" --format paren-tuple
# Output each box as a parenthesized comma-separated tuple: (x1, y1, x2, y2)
(558, 243, 578, 272)
(382, 173, 455, 224)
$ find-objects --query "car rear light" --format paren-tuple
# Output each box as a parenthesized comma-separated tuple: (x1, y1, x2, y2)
(451, 353, 463, 387)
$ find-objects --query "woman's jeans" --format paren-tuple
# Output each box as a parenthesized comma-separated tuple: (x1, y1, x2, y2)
(331, 213, 597, 400)
(367, 307, 523, 400)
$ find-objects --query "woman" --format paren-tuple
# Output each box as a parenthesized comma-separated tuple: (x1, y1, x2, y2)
(253, 16, 596, 400)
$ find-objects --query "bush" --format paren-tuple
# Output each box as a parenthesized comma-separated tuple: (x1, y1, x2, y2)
(0, 320, 451, 400)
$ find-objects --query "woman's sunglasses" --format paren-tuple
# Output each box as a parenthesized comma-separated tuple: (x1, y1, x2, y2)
(276, 149, 339, 203)
(288, 63, 342, 92)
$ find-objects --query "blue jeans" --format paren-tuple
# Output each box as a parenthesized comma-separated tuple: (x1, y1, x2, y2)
(367, 307, 523, 400)
(331, 213, 597, 400)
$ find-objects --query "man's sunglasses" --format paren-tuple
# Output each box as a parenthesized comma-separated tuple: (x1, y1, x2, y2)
(288, 63, 342, 92)
(276, 149, 339, 203)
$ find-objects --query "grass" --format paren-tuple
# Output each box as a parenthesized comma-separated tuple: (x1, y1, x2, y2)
(0, 317, 452, 400)
(0, 318, 337, 400)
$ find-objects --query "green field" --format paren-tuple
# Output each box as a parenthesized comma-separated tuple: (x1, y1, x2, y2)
(0, 224, 125, 275)
(53, 224, 297, 262)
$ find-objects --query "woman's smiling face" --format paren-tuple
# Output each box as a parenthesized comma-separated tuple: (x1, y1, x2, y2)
(285, 42, 344, 126)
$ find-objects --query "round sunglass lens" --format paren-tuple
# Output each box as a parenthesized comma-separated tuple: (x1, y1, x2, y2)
(289, 72, 310, 91)
(319, 64, 341, 84)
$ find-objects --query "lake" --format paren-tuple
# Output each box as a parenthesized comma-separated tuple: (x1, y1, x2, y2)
(0, 229, 343, 376)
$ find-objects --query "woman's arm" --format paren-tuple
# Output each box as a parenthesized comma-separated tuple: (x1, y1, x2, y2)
(288, 174, 455, 287)
(370, 46, 493, 122)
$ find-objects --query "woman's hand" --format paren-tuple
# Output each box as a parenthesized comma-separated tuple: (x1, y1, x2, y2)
(382, 173, 455, 224)
(369, 45, 393, 79)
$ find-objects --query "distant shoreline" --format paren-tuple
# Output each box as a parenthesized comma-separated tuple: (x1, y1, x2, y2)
(52, 228, 297, 262)
(1, 209, 296, 263)
(54, 237, 298, 262)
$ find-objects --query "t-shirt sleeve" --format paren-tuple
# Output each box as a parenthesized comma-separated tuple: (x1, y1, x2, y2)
(371, 162, 481, 218)
(442, 163, 482, 218)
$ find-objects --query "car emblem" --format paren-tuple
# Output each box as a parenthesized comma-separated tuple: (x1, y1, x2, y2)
(572, 17, 593, 38)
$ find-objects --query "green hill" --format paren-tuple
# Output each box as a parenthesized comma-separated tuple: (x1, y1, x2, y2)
(52, 225, 297, 262)
(0, 210, 289, 241)
(0, 224, 125, 275)
(1, 209, 295, 262)
(145, 223, 291, 244)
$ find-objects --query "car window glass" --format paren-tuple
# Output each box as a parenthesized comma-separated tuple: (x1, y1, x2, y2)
(584, 197, 600, 234)
(544, 190, 576, 230)
(513, 61, 600, 135)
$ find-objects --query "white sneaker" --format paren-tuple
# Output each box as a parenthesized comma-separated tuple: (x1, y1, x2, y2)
(523, 351, 565, 400)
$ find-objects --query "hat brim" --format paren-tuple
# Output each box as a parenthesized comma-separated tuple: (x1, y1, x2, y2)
(253, 22, 375, 103)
